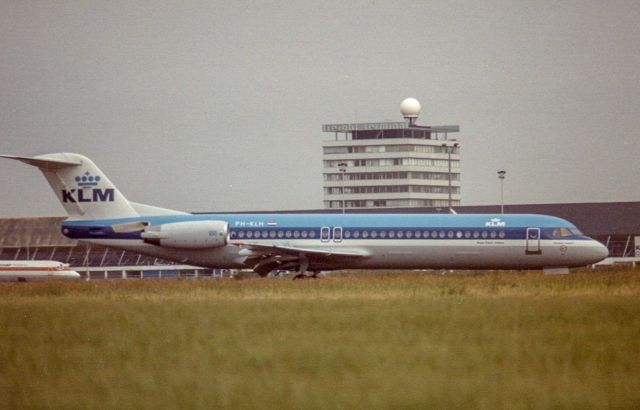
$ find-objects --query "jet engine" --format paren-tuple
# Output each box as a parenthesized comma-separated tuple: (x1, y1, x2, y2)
(141, 220, 228, 249)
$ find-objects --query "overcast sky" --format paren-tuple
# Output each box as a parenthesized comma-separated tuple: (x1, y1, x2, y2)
(1, 1, 639, 217)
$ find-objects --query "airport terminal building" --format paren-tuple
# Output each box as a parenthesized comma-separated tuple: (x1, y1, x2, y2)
(322, 98, 461, 210)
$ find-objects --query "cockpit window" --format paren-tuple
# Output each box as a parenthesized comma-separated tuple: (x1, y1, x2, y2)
(552, 227, 582, 237)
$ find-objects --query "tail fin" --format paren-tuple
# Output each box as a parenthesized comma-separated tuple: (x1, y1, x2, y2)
(1, 153, 139, 220)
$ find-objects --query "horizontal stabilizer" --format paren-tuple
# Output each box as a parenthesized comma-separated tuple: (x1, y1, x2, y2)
(0, 154, 81, 170)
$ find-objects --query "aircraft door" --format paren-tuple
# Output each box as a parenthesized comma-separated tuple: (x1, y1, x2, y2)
(333, 227, 343, 243)
(321, 227, 330, 243)
(526, 228, 542, 255)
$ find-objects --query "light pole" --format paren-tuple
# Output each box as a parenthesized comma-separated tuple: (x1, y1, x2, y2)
(497, 170, 506, 214)
(442, 141, 459, 212)
(338, 162, 347, 214)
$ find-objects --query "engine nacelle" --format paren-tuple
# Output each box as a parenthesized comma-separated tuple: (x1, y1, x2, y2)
(142, 220, 228, 249)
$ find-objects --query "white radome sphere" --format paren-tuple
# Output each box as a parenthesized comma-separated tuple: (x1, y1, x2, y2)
(400, 98, 421, 118)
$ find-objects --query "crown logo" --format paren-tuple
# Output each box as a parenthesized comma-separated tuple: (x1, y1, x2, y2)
(75, 171, 101, 187)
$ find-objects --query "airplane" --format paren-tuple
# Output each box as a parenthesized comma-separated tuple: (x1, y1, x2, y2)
(0, 260, 81, 282)
(1, 153, 608, 277)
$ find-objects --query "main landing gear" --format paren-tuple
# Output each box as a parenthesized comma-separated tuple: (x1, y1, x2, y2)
(291, 255, 320, 280)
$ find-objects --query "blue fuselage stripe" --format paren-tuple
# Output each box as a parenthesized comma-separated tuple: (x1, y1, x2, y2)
(60, 213, 590, 241)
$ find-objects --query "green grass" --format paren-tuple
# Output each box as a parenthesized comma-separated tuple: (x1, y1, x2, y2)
(1, 269, 640, 409)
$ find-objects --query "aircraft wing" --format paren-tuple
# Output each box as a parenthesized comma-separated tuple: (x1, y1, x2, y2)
(232, 241, 370, 275)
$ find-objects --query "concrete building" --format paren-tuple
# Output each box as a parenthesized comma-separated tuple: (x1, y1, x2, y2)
(322, 98, 461, 210)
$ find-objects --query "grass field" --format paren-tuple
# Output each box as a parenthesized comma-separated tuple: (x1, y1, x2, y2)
(1, 269, 640, 409)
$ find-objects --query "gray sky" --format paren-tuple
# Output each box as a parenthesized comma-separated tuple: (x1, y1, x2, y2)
(1, 0, 639, 217)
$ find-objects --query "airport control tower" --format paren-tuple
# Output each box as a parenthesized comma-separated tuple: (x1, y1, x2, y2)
(322, 98, 460, 210)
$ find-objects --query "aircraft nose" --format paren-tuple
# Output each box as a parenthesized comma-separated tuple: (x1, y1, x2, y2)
(588, 241, 609, 264)
(66, 271, 81, 280)
(595, 242, 609, 260)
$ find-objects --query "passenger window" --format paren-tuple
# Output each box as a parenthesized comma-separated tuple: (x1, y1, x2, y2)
(286, 230, 292, 238)
(344, 230, 351, 239)
(353, 231, 360, 238)
(301, 231, 308, 238)
(371, 231, 378, 239)
(473, 231, 480, 239)
(389, 231, 395, 238)
(380, 231, 387, 238)
(269, 231, 276, 238)
(239, 231, 245, 238)
(309, 230, 317, 238)
(439, 231, 445, 239)
(414, 231, 421, 239)
(481, 231, 488, 239)
(456, 231, 462, 239)
(277, 230, 284, 238)
(490, 231, 497, 239)
(397, 231, 404, 238)
(499, 231, 506, 239)
(362, 231, 369, 238)
(247, 231, 253, 238)
(464, 231, 471, 238)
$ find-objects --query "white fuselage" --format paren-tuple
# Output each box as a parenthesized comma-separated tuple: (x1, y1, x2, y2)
(0, 261, 81, 282)
(65, 213, 609, 272)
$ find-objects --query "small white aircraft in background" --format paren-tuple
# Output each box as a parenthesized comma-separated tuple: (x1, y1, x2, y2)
(0, 260, 81, 282)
